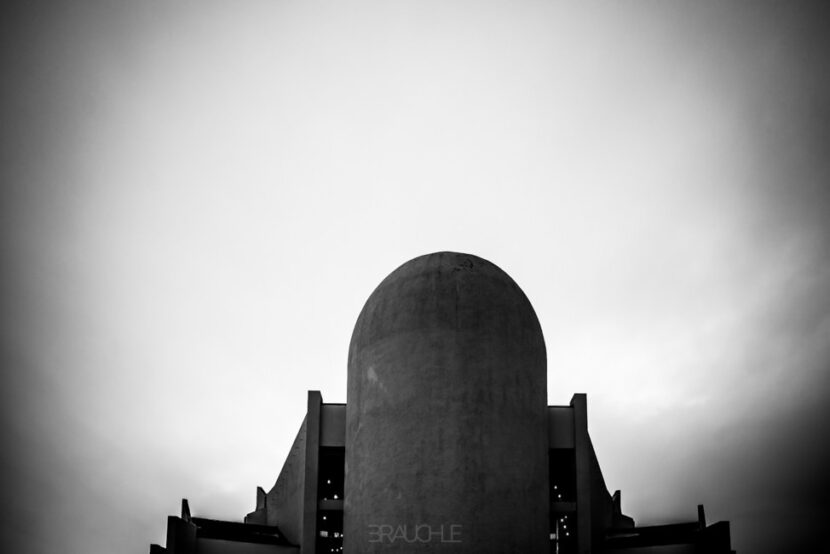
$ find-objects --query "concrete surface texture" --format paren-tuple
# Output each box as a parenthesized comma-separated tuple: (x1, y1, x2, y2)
(344, 252, 549, 553)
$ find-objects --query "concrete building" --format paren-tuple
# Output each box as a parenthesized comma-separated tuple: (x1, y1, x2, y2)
(151, 252, 735, 553)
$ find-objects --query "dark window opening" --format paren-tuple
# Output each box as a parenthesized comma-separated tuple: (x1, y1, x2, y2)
(550, 448, 577, 553)
(318, 447, 345, 502)
(550, 511, 577, 554)
(316, 510, 343, 554)
(549, 448, 576, 503)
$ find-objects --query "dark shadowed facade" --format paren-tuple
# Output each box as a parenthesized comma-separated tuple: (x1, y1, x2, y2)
(150, 252, 735, 554)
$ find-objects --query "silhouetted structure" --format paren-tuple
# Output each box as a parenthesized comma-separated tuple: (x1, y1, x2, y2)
(151, 252, 735, 553)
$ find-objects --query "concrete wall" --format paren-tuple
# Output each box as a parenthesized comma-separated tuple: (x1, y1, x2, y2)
(165, 516, 197, 554)
(196, 538, 299, 554)
(264, 418, 308, 544)
(344, 252, 549, 553)
(549, 406, 575, 448)
(588, 438, 616, 546)
(320, 404, 345, 447)
(572, 394, 624, 551)
(299, 392, 321, 554)
(572, 394, 593, 554)
(601, 546, 696, 554)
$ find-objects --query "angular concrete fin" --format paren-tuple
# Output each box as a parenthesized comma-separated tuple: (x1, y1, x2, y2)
(181, 498, 191, 522)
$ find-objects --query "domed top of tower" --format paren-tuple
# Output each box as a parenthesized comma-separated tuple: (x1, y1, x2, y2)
(348, 251, 546, 376)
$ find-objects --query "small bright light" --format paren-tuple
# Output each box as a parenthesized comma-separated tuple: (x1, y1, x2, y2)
(333, 494, 338, 499)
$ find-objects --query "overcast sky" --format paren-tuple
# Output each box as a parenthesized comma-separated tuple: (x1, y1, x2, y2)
(2, 1, 829, 553)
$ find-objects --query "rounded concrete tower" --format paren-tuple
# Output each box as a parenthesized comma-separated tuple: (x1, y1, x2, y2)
(344, 252, 548, 553)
